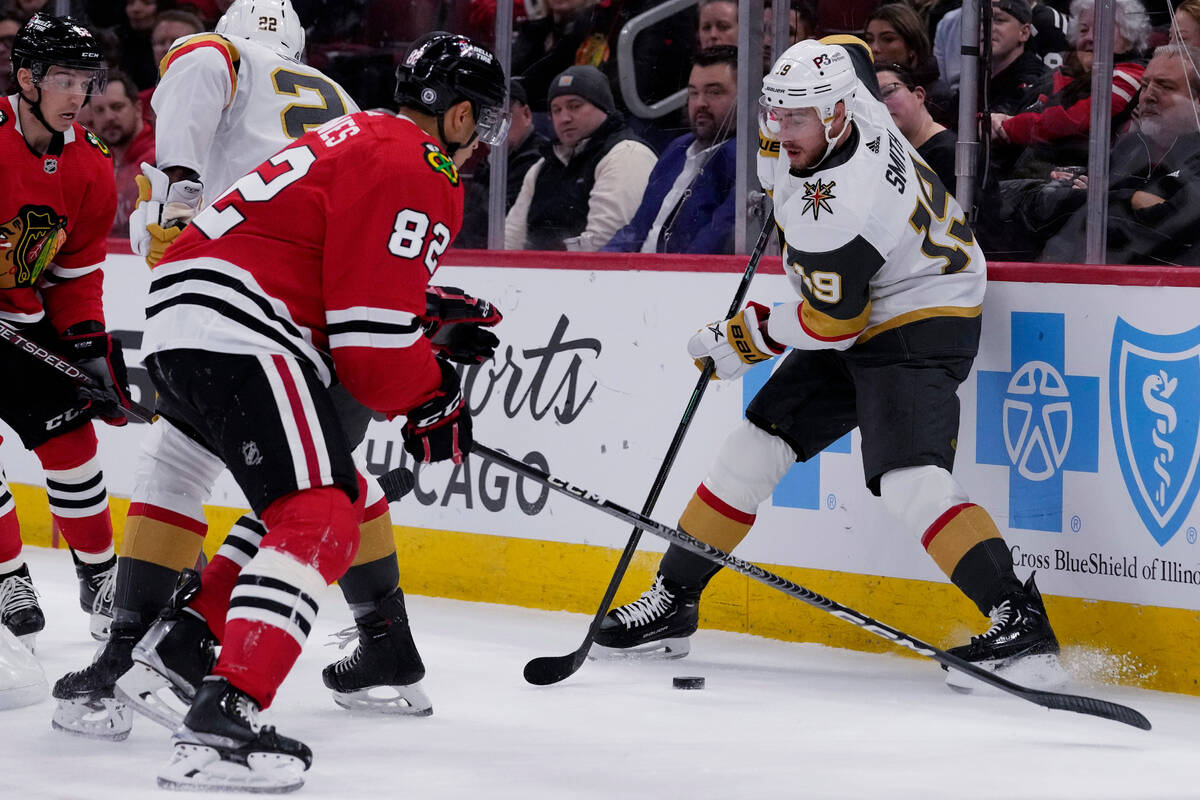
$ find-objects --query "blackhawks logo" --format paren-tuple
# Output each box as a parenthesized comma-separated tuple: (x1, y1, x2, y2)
(801, 178, 836, 220)
(84, 128, 111, 157)
(423, 143, 459, 186)
(0, 205, 68, 289)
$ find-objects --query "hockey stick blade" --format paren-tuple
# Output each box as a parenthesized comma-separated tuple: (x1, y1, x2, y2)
(477, 444, 1150, 730)
(525, 216, 777, 687)
(378, 467, 416, 502)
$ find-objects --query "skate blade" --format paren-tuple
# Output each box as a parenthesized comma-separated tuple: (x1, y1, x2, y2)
(158, 742, 307, 793)
(945, 652, 1069, 694)
(89, 612, 112, 642)
(17, 632, 38, 655)
(51, 696, 133, 741)
(331, 681, 433, 716)
(588, 637, 691, 661)
(114, 663, 190, 731)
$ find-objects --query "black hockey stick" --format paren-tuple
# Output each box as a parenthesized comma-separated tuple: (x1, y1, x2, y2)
(523, 215, 777, 687)
(477, 443, 1151, 730)
(0, 320, 156, 423)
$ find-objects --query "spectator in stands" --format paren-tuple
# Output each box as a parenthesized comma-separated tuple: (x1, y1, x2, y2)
(988, 0, 1050, 114)
(0, 12, 19, 95)
(83, 69, 155, 237)
(1172, 0, 1200, 48)
(876, 62, 958, 194)
(1031, 44, 1200, 265)
(765, 1, 816, 45)
(506, 65, 657, 250)
(864, 3, 953, 126)
(1030, 0, 1072, 69)
(141, 9, 206, 123)
(990, 0, 1149, 178)
(511, 0, 596, 114)
(604, 45, 738, 254)
(699, 0, 737, 48)
(115, 0, 160, 89)
(458, 80, 550, 249)
(9, 0, 50, 23)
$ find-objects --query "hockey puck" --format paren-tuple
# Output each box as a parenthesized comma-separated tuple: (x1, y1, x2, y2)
(672, 676, 705, 690)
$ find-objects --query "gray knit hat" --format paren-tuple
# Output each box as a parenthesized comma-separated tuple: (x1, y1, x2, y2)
(547, 65, 615, 114)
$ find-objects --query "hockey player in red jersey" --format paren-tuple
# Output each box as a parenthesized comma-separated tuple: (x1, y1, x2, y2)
(117, 33, 507, 792)
(51, 3, 470, 742)
(0, 13, 130, 649)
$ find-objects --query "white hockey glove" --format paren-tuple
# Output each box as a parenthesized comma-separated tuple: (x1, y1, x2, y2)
(688, 301, 785, 381)
(128, 163, 203, 268)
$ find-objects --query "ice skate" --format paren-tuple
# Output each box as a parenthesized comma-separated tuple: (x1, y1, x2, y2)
(50, 625, 140, 740)
(944, 573, 1067, 692)
(73, 551, 117, 642)
(0, 564, 44, 652)
(0, 624, 47, 710)
(158, 676, 311, 793)
(115, 570, 217, 730)
(322, 587, 432, 716)
(591, 573, 699, 660)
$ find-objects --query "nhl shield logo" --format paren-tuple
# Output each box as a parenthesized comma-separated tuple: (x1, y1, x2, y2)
(1110, 318, 1200, 546)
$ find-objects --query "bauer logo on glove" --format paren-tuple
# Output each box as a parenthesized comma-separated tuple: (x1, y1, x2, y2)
(688, 302, 785, 381)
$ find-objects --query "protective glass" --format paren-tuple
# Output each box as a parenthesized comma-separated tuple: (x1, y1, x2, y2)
(475, 103, 512, 146)
(757, 95, 820, 139)
(34, 66, 108, 96)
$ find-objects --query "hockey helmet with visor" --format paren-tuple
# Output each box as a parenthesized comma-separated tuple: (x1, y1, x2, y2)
(759, 40, 857, 165)
(11, 13, 107, 97)
(394, 33, 510, 150)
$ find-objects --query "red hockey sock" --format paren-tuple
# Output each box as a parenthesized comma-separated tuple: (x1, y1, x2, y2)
(34, 426, 113, 555)
(0, 477, 21, 569)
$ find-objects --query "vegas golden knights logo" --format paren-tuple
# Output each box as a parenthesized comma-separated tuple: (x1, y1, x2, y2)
(0, 205, 68, 289)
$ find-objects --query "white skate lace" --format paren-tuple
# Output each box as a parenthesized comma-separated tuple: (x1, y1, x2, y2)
(971, 600, 1013, 643)
(612, 576, 676, 628)
(0, 572, 39, 619)
(91, 564, 117, 615)
(234, 693, 262, 734)
(327, 625, 359, 650)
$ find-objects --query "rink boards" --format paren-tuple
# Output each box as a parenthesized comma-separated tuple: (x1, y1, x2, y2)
(5, 249, 1200, 694)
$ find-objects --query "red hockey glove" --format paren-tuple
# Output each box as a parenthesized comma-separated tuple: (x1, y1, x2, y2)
(61, 324, 131, 426)
(402, 360, 472, 464)
(422, 286, 503, 365)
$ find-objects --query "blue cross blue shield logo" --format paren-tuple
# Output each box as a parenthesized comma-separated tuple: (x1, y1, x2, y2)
(1109, 318, 1200, 546)
(977, 312, 1099, 532)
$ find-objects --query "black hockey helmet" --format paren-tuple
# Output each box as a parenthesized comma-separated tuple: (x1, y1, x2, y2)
(394, 32, 510, 147)
(11, 13, 107, 95)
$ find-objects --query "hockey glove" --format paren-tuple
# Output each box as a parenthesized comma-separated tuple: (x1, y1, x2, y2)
(422, 286, 503, 365)
(402, 360, 472, 464)
(129, 163, 203, 268)
(61, 323, 131, 426)
(687, 301, 785, 381)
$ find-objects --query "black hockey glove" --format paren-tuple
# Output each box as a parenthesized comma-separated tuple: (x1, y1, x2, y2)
(422, 285, 502, 365)
(402, 360, 472, 464)
(61, 323, 131, 427)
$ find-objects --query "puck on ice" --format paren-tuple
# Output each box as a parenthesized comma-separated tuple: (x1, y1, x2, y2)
(672, 676, 705, 690)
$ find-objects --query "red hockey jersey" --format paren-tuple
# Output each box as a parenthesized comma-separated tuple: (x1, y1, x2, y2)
(0, 94, 117, 331)
(146, 111, 464, 418)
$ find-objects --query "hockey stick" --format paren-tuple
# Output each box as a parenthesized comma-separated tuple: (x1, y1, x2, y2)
(477, 443, 1151, 730)
(523, 215, 777, 687)
(378, 466, 415, 502)
(0, 320, 156, 423)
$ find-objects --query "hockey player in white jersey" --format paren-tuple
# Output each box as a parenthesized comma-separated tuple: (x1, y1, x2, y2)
(596, 37, 1063, 690)
(51, 0, 445, 742)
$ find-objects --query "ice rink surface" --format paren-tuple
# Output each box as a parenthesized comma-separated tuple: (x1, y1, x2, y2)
(3, 546, 1198, 800)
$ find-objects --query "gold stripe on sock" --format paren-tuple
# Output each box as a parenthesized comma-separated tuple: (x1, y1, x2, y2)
(353, 511, 397, 566)
(679, 493, 753, 553)
(121, 516, 205, 572)
(924, 504, 1002, 578)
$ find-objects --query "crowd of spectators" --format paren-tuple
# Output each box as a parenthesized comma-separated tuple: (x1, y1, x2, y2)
(11, 0, 1200, 266)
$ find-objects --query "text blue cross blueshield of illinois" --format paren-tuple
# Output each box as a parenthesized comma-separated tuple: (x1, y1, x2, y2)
(976, 312, 1099, 532)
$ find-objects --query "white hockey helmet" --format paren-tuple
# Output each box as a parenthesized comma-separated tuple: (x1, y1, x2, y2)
(216, 0, 305, 61)
(759, 40, 857, 162)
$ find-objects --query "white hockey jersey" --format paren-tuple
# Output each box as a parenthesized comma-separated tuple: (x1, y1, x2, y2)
(756, 53, 985, 352)
(153, 33, 360, 202)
